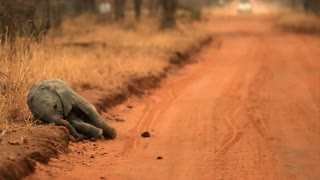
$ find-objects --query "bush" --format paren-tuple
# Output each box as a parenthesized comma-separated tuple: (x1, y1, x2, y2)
(277, 12, 320, 34)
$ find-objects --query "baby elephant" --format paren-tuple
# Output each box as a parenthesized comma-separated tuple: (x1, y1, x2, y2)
(27, 79, 116, 140)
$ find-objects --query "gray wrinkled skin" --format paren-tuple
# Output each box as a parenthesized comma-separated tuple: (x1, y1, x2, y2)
(27, 79, 116, 141)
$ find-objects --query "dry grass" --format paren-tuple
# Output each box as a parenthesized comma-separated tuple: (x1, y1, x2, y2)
(276, 12, 320, 34)
(0, 15, 208, 125)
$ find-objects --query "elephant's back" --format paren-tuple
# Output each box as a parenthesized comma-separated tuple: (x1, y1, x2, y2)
(27, 79, 72, 98)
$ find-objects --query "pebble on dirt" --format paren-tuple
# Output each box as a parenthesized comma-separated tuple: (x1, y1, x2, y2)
(90, 155, 95, 158)
(115, 118, 125, 122)
(157, 156, 163, 160)
(141, 131, 151, 138)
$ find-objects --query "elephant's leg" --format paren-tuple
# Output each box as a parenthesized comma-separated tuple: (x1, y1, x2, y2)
(60, 119, 86, 140)
(37, 113, 85, 140)
(86, 117, 116, 139)
(45, 115, 85, 140)
(74, 95, 117, 139)
(70, 120, 103, 139)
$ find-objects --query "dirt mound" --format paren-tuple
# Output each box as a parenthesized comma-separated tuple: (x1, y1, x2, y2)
(0, 125, 69, 179)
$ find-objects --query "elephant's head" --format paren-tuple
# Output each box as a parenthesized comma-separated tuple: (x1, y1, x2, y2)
(27, 79, 74, 119)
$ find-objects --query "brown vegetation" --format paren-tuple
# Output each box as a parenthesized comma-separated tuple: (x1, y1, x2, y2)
(276, 12, 320, 34)
(0, 15, 208, 125)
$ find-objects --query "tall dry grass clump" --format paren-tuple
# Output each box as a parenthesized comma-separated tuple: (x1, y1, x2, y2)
(277, 12, 320, 34)
(0, 39, 66, 124)
(0, 15, 208, 125)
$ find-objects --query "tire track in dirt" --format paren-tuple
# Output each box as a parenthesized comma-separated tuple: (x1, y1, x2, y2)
(120, 70, 203, 156)
(119, 84, 180, 156)
(132, 88, 178, 150)
(212, 36, 257, 156)
(209, 32, 286, 179)
(214, 100, 244, 155)
(119, 49, 223, 157)
(246, 67, 270, 138)
(212, 69, 246, 155)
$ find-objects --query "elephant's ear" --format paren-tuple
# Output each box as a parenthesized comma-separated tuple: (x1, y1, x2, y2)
(55, 88, 73, 118)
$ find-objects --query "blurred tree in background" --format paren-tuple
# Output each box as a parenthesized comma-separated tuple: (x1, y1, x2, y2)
(149, 0, 161, 17)
(0, 0, 97, 44)
(303, 0, 320, 13)
(280, 0, 320, 13)
(160, 0, 178, 29)
(114, 0, 126, 20)
(0, 0, 39, 43)
(134, 0, 142, 20)
(0, 0, 223, 44)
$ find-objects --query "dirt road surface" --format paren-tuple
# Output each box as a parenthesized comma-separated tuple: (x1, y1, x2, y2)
(25, 2, 320, 180)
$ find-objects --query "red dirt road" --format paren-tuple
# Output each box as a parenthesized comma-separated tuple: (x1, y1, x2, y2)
(25, 2, 320, 180)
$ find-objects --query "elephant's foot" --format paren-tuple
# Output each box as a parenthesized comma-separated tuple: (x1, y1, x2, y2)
(71, 120, 104, 139)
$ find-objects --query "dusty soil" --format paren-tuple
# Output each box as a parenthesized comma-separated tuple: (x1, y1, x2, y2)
(6, 1, 320, 180)
(0, 125, 69, 180)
